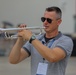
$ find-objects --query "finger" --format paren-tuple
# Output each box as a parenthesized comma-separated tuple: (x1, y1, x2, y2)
(20, 24, 27, 28)
(18, 24, 27, 32)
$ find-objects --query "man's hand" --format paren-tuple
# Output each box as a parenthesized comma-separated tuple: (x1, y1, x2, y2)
(18, 24, 33, 41)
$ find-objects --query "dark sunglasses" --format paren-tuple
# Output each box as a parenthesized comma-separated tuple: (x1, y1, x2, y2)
(41, 17, 52, 23)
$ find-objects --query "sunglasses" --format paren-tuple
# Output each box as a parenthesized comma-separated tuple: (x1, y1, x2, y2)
(41, 17, 52, 23)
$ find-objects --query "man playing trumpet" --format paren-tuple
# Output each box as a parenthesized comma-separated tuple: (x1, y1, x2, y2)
(9, 6, 73, 75)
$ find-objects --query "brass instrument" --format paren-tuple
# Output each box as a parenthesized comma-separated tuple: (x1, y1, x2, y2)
(0, 26, 45, 39)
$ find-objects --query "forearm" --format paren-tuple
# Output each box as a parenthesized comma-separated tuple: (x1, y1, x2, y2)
(9, 38, 24, 64)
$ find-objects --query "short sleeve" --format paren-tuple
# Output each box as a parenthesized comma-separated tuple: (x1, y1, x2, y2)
(22, 41, 31, 56)
(56, 37, 73, 56)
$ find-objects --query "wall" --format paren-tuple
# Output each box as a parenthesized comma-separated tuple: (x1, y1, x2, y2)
(0, 0, 75, 34)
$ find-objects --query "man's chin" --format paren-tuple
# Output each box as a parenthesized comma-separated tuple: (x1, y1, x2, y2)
(44, 29, 49, 32)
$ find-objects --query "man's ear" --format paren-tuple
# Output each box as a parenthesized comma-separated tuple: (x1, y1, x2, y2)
(57, 19, 62, 26)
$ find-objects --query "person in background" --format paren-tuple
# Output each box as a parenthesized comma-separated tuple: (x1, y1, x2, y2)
(9, 6, 73, 75)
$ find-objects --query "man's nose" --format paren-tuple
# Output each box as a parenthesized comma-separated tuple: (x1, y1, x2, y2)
(43, 19, 48, 24)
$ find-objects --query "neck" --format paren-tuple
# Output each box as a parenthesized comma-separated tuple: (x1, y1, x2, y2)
(45, 31, 59, 38)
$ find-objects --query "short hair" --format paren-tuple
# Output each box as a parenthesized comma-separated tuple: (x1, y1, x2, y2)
(45, 6, 62, 19)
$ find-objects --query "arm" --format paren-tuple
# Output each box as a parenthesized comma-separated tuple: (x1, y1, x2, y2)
(31, 39, 66, 62)
(9, 38, 29, 64)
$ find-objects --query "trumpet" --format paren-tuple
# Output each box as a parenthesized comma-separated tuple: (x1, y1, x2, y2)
(0, 26, 45, 39)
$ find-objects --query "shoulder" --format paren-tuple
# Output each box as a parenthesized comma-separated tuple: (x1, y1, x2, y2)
(55, 33, 73, 56)
(60, 34, 73, 43)
(57, 33, 73, 51)
(55, 32, 73, 49)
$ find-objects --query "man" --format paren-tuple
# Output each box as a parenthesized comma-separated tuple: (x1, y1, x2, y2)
(9, 6, 73, 75)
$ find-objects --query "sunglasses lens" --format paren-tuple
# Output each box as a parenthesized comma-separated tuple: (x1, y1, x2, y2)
(41, 17, 52, 23)
(47, 18, 52, 23)
(41, 17, 46, 22)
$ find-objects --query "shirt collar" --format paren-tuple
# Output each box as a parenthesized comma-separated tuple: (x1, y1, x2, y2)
(38, 31, 62, 42)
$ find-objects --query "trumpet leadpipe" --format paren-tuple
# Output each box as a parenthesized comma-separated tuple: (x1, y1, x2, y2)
(0, 26, 45, 32)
